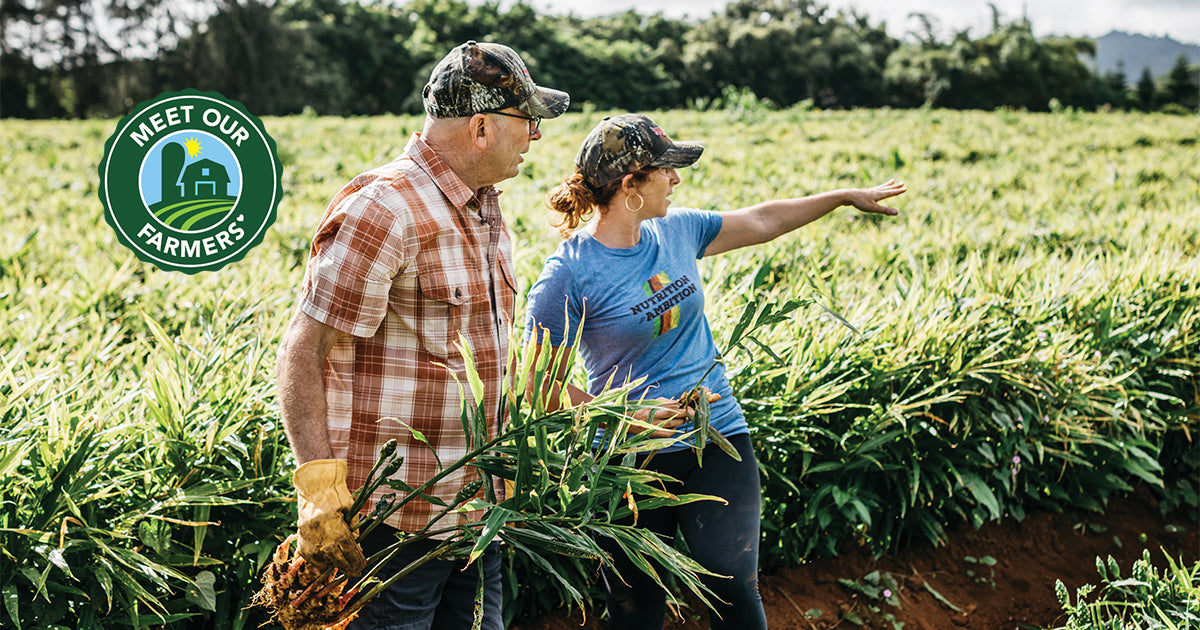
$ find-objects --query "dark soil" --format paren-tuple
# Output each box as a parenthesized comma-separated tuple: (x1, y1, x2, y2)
(511, 487, 1198, 629)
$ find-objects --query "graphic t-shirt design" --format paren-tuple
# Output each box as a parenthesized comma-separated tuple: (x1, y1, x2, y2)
(635, 271, 699, 337)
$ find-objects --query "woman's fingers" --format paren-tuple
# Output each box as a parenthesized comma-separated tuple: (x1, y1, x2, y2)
(849, 181, 907, 215)
(648, 406, 688, 437)
(631, 389, 725, 436)
(653, 403, 689, 425)
(875, 180, 907, 198)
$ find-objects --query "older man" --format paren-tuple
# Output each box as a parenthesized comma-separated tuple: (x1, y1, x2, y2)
(276, 41, 568, 629)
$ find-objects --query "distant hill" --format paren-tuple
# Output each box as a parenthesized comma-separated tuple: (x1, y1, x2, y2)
(1093, 31, 1200, 82)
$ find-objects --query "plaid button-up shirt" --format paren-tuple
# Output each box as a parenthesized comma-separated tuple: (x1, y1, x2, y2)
(299, 133, 514, 534)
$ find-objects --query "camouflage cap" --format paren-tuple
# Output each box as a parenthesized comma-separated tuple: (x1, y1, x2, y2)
(423, 41, 569, 119)
(575, 114, 704, 190)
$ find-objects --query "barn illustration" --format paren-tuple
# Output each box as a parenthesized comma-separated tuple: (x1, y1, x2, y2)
(150, 140, 238, 231)
(181, 159, 231, 198)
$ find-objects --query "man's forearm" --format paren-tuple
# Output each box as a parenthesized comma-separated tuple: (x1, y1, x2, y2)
(277, 333, 336, 463)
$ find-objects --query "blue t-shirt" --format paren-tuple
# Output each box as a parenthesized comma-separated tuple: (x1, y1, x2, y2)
(524, 208, 747, 451)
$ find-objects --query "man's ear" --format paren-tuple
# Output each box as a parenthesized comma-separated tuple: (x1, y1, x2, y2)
(468, 114, 490, 151)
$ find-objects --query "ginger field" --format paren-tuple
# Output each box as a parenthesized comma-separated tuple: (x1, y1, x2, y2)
(1, 108, 1197, 629)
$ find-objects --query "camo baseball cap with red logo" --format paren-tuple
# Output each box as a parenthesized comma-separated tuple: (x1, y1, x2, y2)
(423, 40, 569, 119)
(575, 114, 705, 190)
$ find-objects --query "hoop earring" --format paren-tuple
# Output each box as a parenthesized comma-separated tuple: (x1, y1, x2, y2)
(624, 194, 645, 213)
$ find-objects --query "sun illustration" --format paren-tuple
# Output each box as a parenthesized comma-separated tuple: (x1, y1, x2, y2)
(183, 137, 203, 158)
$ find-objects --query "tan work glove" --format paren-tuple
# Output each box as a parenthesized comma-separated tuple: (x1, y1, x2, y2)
(294, 459, 367, 576)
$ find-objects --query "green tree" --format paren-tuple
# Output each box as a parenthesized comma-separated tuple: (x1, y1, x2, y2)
(1136, 66, 1158, 110)
(1107, 59, 1128, 95)
(550, 9, 689, 108)
(0, 0, 107, 117)
(1, 0, 224, 117)
(1163, 54, 1199, 111)
(160, 1, 316, 115)
(1095, 59, 1134, 109)
(679, 0, 894, 108)
(884, 10, 1095, 110)
(882, 44, 958, 107)
(276, 0, 419, 115)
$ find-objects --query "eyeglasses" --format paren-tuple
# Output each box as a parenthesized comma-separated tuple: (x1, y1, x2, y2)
(486, 109, 541, 134)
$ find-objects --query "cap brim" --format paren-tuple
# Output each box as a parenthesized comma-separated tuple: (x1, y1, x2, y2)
(650, 141, 704, 169)
(524, 86, 570, 118)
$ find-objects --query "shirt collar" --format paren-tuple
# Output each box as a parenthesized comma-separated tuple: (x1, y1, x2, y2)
(406, 133, 501, 211)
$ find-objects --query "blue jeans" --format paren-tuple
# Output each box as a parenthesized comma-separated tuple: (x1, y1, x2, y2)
(599, 433, 767, 630)
(346, 525, 503, 630)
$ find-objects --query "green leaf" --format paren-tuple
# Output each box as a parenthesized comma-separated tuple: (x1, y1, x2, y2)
(193, 505, 210, 566)
(46, 548, 74, 580)
(93, 559, 115, 612)
(160, 555, 223, 567)
(108, 567, 168, 614)
(455, 333, 486, 412)
(848, 500, 872, 526)
(502, 537, 585, 603)
(502, 527, 603, 560)
(724, 299, 760, 354)
(138, 521, 169, 556)
(1121, 456, 1164, 487)
(393, 421, 442, 470)
(140, 310, 181, 364)
(184, 571, 217, 612)
(854, 429, 904, 455)
(810, 296, 860, 336)
(0, 443, 30, 486)
(467, 508, 512, 564)
(612, 493, 724, 521)
(3, 584, 19, 630)
(925, 580, 965, 613)
(706, 426, 742, 462)
(960, 473, 1001, 520)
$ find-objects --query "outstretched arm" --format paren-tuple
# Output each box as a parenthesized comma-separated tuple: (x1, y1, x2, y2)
(703, 180, 906, 257)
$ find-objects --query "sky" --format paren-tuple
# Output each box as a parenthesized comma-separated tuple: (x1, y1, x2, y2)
(519, 0, 1200, 45)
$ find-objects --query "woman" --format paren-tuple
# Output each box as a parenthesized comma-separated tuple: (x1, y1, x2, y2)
(524, 113, 905, 629)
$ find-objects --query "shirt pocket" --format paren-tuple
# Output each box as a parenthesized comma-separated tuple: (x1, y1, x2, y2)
(415, 256, 472, 360)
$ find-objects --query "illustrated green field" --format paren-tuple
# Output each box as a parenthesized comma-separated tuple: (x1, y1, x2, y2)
(1, 107, 1197, 628)
(150, 197, 238, 231)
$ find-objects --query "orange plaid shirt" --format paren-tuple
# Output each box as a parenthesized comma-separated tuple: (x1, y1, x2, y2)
(299, 133, 514, 535)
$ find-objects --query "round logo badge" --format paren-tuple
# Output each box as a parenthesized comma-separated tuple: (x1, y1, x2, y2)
(99, 89, 282, 273)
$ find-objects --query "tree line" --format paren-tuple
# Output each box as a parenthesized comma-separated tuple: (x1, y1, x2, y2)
(2, 0, 1197, 119)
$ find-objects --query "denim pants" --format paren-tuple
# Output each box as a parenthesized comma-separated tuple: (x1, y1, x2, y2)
(346, 525, 503, 630)
(599, 433, 767, 630)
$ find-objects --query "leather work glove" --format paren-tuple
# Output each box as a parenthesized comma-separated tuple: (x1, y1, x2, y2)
(294, 459, 367, 576)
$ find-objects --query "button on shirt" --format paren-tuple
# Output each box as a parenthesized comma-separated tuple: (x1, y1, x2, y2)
(299, 133, 515, 535)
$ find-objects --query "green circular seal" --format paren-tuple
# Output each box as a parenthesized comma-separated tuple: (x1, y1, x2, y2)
(99, 89, 282, 273)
